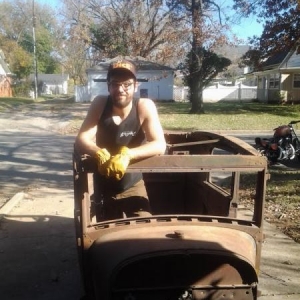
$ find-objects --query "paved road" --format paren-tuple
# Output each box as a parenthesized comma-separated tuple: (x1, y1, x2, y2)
(0, 104, 300, 299)
(0, 106, 84, 299)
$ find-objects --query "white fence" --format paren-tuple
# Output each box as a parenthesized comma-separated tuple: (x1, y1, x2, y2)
(75, 85, 90, 102)
(174, 83, 257, 102)
(75, 83, 257, 103)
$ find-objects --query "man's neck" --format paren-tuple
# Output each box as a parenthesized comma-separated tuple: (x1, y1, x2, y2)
(112, 101, 132, 120)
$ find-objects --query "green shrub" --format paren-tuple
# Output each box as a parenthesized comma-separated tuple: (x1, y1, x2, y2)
(12, 81, 32, 97)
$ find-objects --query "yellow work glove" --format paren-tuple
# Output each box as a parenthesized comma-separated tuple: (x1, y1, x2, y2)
(95, 148, 111, 174)
(104, 146, 134, 180)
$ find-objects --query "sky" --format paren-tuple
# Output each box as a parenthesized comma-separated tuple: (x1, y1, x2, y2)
(224, 0, 264, 41)
(231, 18, 264, 42)
(35, 0, 264, 42)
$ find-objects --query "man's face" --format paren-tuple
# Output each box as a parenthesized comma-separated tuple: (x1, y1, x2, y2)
(108, 72, 136, 109)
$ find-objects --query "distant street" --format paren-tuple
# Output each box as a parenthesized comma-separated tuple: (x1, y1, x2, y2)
(0, 127, 75, 208)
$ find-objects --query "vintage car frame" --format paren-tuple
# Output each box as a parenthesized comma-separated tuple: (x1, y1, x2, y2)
(73, 131, 269, 300)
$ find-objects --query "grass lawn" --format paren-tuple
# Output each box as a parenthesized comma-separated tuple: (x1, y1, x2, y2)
(0, 97, 35, 111)
(157, 101, 300, 131)
(2, 97, 300, 131)
(0, 95, 71, 112)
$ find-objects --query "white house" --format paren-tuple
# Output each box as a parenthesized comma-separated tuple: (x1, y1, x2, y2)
(79, 56, 174, 102)
(245, 45, 300, 103)
(29, 73, 69, 95)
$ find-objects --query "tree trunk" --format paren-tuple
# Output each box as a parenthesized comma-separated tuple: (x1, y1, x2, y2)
(189, 0, 204, 114)
(189, 78, 205, 114)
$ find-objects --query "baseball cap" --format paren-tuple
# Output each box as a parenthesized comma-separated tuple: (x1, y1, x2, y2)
(107, 59, 137, 80)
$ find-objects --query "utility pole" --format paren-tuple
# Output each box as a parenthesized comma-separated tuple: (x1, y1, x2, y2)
(32, 0, 38, 99)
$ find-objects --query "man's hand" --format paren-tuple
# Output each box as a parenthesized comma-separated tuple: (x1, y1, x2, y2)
(104, 146, 134, 180)
(95, 148, 111, 173)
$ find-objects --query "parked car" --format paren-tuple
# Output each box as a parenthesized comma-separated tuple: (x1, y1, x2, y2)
(73, 131, 269, 300)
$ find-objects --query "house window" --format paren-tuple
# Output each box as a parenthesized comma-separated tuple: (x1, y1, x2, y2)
(293, 74, 300, 88)
(140, 89, 148, 97)
(269, 74, 280, 89)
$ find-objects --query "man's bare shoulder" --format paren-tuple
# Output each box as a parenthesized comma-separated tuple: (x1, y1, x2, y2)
(88, 95, 107, 110)
(93, 95, 107, 104)
(138, 97, 156, 107)
(137, 98, 159, 119)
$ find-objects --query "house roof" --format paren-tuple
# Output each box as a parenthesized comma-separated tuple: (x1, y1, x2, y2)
(261, 51, 290, 70)
(87, 56, 174, 73)
(0, 49, 12, 75)
(248, 46, 300, 76)
(29, 73, 69, 84)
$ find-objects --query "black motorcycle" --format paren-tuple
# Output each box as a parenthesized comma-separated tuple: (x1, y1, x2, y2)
(255, 120, 300, 163)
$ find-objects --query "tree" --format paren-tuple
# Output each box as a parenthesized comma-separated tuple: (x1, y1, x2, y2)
(167, 0, 234, 113)
(52, 32, 90, 85)
(56, 0, 97, 84)
(0, 0, 61, 77)
(181, 47, 231, 112)
(89, 0, 234, 113)
(21, 28, 59, 74)
(61, 0, 188, 67)
(233, 0, 300, 65)
(238, 48, 262, 70)
(59, 0, 237, 106)
(0, 35, 32, 79)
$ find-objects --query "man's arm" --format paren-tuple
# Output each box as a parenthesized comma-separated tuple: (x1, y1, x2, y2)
(75, 96, 107, 156)
(129, 98, 166, 160)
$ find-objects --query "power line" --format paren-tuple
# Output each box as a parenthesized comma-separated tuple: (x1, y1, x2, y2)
(32, 0, 38, 99)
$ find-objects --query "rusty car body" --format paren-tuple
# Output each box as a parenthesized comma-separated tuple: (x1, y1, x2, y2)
(73, 131, 268, 300)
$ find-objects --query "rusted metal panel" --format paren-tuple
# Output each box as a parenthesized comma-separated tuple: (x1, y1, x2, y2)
(165, 131, 260, 156)
(73, 131, 267, 300)
(127, 155, 267, 173)
(90, 225, 257, 268)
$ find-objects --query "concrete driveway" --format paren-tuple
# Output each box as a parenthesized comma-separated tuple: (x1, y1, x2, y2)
(0, 102, 84, 299)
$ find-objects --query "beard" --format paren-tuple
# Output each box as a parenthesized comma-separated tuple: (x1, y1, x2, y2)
(111, 93, 132, 109)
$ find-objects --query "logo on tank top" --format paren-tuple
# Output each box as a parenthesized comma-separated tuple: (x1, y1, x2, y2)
(120, 131, 136, 138)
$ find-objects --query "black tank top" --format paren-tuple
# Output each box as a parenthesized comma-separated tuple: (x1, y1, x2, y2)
(95, 97, 146, 192)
